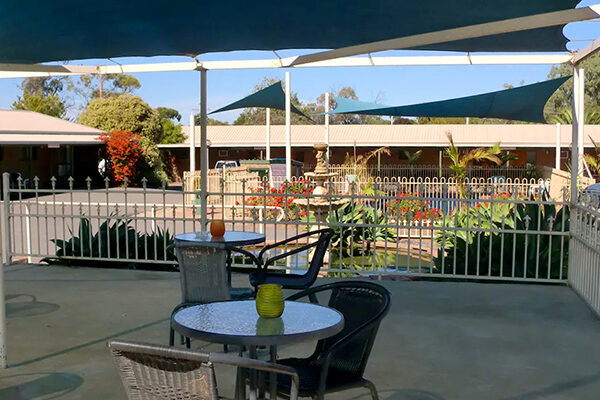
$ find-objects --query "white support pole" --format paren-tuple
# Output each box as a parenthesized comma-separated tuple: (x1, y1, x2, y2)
(200, 69, 208, 229)
(325, 92, 330, 164)
(0, 173, 8, 368)
(189, 113, 196, 183)
(265, 107, 271, 160)
(285, 71, 292, 181)
(578, 68, 585, 175)
(555, 123, 561, 170)
(571, 64, 581, 203)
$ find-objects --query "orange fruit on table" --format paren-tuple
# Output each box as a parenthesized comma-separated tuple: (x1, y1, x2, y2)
(210, 219, 226, 237)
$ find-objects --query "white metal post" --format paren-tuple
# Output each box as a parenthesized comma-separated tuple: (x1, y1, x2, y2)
(265, 107, 271, 160)
(571, 64, 581, 203)
(285, 71, 292, 181)
(200, 69, 208, 229)
(325, 92, 330, 164)
(578, 68, 585, 175)
(0, 172, 9, 368)
(555, 123, 561, 170)
(189, 113, 196, 186)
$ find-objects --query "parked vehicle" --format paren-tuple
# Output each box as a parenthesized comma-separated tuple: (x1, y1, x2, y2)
(214, 160, 240, 169)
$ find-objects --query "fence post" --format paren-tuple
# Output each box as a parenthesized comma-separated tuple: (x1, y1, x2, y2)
(0, 172, 9, 368)
(24, 204, 32, 263)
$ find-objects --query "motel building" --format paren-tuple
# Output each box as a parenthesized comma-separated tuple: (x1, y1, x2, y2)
(160, 123, 600, 179)
(0, 110, 102, 188)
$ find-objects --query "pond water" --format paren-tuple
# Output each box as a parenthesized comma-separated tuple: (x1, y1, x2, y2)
(233, 245, 433, 276)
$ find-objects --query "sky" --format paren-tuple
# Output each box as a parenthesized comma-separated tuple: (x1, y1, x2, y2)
(1, 1, 600, 124)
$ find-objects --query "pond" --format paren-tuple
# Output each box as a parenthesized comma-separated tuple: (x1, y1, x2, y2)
(233, 245, 433, 277)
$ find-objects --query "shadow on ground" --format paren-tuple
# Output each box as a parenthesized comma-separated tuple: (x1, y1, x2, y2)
(0, 372, 83, 399)
(6, 294, 60, 318)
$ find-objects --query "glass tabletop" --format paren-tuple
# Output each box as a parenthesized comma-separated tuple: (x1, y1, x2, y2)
(174, 231, 265, 248)
(172, 300, 344, 346)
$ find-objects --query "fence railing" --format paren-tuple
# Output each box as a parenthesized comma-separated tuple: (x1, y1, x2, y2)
(1, 172, 570, 284)
(569, 192, 600, 316)
(309, 164, 535, 180)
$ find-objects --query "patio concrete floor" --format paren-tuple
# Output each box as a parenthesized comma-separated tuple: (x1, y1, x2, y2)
(1, 264, 600, 400)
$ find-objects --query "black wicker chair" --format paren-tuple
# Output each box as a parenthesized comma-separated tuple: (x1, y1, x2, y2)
(232, 228, 334, 291)
(276, 281, 391, 400)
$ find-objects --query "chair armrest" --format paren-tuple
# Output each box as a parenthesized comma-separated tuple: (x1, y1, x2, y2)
(262, 241, 319, 270)
(258, 228, 332, 259)
(229, 247, 262, 267)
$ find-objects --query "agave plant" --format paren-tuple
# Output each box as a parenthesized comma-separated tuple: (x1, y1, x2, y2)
(50, 215, 176, 269)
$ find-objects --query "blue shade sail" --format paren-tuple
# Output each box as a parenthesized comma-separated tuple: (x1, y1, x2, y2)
(0, 1, 579, 63)
(324, 77, 570, 123)
(210, 82, 307, 117)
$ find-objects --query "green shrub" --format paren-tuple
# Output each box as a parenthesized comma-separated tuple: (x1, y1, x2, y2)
(434, 193, 569, 279)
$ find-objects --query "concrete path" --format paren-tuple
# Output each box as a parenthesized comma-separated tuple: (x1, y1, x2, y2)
(1, 264, 600, 399)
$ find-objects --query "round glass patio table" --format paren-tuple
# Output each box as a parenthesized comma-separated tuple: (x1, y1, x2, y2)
(172, 300, 344, 399)
(172, 300, 344, 346)
(174, 231, 265, 249)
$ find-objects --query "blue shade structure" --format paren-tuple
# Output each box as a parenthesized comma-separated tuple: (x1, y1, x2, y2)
(325, 77, 570, 123)
(210, 82, 308, 118)
(0, 1, 579, 63)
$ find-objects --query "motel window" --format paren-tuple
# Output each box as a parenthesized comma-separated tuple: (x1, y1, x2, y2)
(218, 149, 229, 157)
(526, 151, 537, 164)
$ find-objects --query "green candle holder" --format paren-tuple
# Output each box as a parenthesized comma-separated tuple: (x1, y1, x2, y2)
(255, 284, 284, 318)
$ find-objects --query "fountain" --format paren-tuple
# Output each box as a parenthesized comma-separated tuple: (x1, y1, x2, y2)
(293, 143, 348, 224)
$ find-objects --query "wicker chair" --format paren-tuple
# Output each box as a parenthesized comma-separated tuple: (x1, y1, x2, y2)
(170, 242, 253, 347)
(109, 340, 299, 400)
(232, 228, 334, 291)
(276, 281, 391, 400)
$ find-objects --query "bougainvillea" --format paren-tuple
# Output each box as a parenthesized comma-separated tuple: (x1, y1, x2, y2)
(98, 129, 143, 184)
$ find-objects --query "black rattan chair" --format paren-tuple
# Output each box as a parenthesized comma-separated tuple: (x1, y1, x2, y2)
(232, 228, 334, 291)
(276, 281, 391, 400)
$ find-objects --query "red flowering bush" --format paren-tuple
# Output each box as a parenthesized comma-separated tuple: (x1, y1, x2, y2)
(244, 179, 313, 221)
(98, 129, 143, 184)
(387, 192, 442, 222)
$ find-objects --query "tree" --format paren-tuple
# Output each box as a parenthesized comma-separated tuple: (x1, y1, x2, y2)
(12, 90, 66, 118)
(99, 129, 144, 184)
(403, 150, 422, 165)
(157, 107, 181, 121)
(79, 94, 166, 183)
(78, 73, 141, 101)
(546, 53, 600, 120)
(193, 116, 230, 125)
(446, 133, 501, 198)
(158, 107, 185, 144)
(11, 77, 68, 118)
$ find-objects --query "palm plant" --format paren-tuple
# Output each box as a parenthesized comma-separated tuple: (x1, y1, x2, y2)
(584, 136, 600, 177)
(547, 108, 600, 125)
(344, 146, 391, 183)
(446, 132, 501, 198)
(403, 149, 422, 165)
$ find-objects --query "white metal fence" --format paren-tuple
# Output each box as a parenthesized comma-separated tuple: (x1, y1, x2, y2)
(569, 192, 600, 316)
(1, 172, 571, 284)
(309, 164, 535, 180)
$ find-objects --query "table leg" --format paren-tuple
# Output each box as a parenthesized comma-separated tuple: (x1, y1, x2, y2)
(248, 346, 258, 400)
(226, 249, 233, 286)
(269, 345, 278, 399)
(235, 347, 246, 400)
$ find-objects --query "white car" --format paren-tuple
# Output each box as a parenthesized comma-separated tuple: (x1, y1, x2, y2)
(214, 160, 240, 169)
